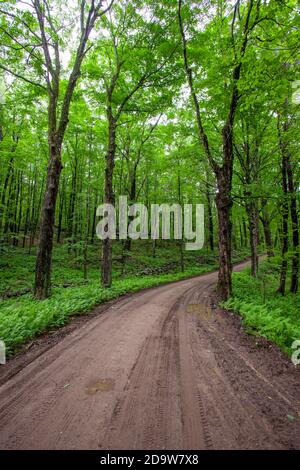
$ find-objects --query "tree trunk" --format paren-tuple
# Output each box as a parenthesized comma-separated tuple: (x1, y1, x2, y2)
(29, 170, 41, 254)
(216, 170, 233, 300)
(83, 154, 92, 280)
(215, 103, 236, 300)
(91, 198, 98, 245)
(28, 189, 36, 254)
(0, 142, 17, 234)
(101, 117, 116, 288)
(178, 0, 250, 302)
(31, 0, 114, 298)
(124, 174, 136, 252)
(4, 168, 15, 239)
(16, 171, 23, 245)
(261, 208, 274, 258)
(243, 218, 248, 247)
(12, 170, 22, 246)
(206, 184, 214, 252)
(23, 207, 30, 248)
(277, 151, 289, 296)
(286, 156, 299, 293)
(239, 223, 244, 248)
(34, 141, 62, 299)
(57, 179, 65, 244)
(247, 201, 259, 277)
(178, 171, 184, 272)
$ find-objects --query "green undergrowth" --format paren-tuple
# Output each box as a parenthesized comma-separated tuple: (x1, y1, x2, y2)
(222, 257, 300, 356)
(0, 242, 219, 295)
(0, 265, 214, 355)
(0, 242, 251, 356)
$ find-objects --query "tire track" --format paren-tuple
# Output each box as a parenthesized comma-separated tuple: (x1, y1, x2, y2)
(0, 260, 299, 450)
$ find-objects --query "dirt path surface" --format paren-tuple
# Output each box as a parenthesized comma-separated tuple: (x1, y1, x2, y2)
(0, 260, 300, 450)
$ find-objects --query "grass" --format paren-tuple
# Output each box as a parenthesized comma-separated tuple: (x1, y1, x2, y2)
(1, 241, 254, 355)
(7, 240, 296, 360)
(222, 256, 300, 356)
(0, 241, 221, 295)
(0, 265, 215, 355)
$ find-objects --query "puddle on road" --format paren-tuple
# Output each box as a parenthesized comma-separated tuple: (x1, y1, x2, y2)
(186, 304, 204, 314)
(85, 379, 115, 395)
(186, 303, 213, 321)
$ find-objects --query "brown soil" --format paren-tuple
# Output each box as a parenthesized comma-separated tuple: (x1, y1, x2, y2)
(0, 260, 299, 450)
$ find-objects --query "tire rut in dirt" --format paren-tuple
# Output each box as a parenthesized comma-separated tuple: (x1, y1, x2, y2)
(175, 284, 215, 450)
(102, 297, 182, 450)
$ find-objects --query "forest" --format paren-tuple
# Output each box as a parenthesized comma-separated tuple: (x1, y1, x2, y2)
(0, 0, 299, 360)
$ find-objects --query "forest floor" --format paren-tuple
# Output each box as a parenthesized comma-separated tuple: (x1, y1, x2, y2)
(0, 259, 299, 450)
(0, 242, 249, 354)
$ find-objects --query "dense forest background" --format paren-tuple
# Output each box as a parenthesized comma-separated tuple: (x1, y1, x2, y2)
(0, 0, 299, 356)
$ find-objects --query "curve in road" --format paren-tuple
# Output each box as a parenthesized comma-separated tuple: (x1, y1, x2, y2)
(0, 260, 299, 450)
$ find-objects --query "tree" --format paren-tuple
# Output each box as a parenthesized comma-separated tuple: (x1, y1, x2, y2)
(0, 0, 114, 298)
(87, 0, 179, 287)
(178, 0, 264, 300)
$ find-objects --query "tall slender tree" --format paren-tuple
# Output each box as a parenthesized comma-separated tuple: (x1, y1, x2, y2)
(178, 0, 262, 300)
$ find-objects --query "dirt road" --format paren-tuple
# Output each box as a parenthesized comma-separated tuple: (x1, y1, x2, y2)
(0, 260, 299, 450)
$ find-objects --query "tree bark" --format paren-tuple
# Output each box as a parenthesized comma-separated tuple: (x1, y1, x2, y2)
(286, 155, 299, 293)
(178, 171, 185, 272)
(0, 156, 14, 235)
(99, 51, 152, 285)
(178, 0, 254, 301)
(34, 141, 62, 298)
(29, 171, 43, 254)
(206, 183, 214, 252)
(3, 167, 15, 238)
(277, 123, 289, 296)
(101, 116, 116, 288)
(91, 197, 98, 245)
(83, 157, 91, 280)
(215, 170, 233, 300)
(57, 177, 65, 244)
(33, 0, 114, 299)
(22, 176, 32, 248)
(246, 201, 259, 277)
(260, 206, 274, 258)
(12, 170, 22, 245)
(67, 134, 79, 245)
(16, 172, 23, 245)
(124, 172, 136, 252)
